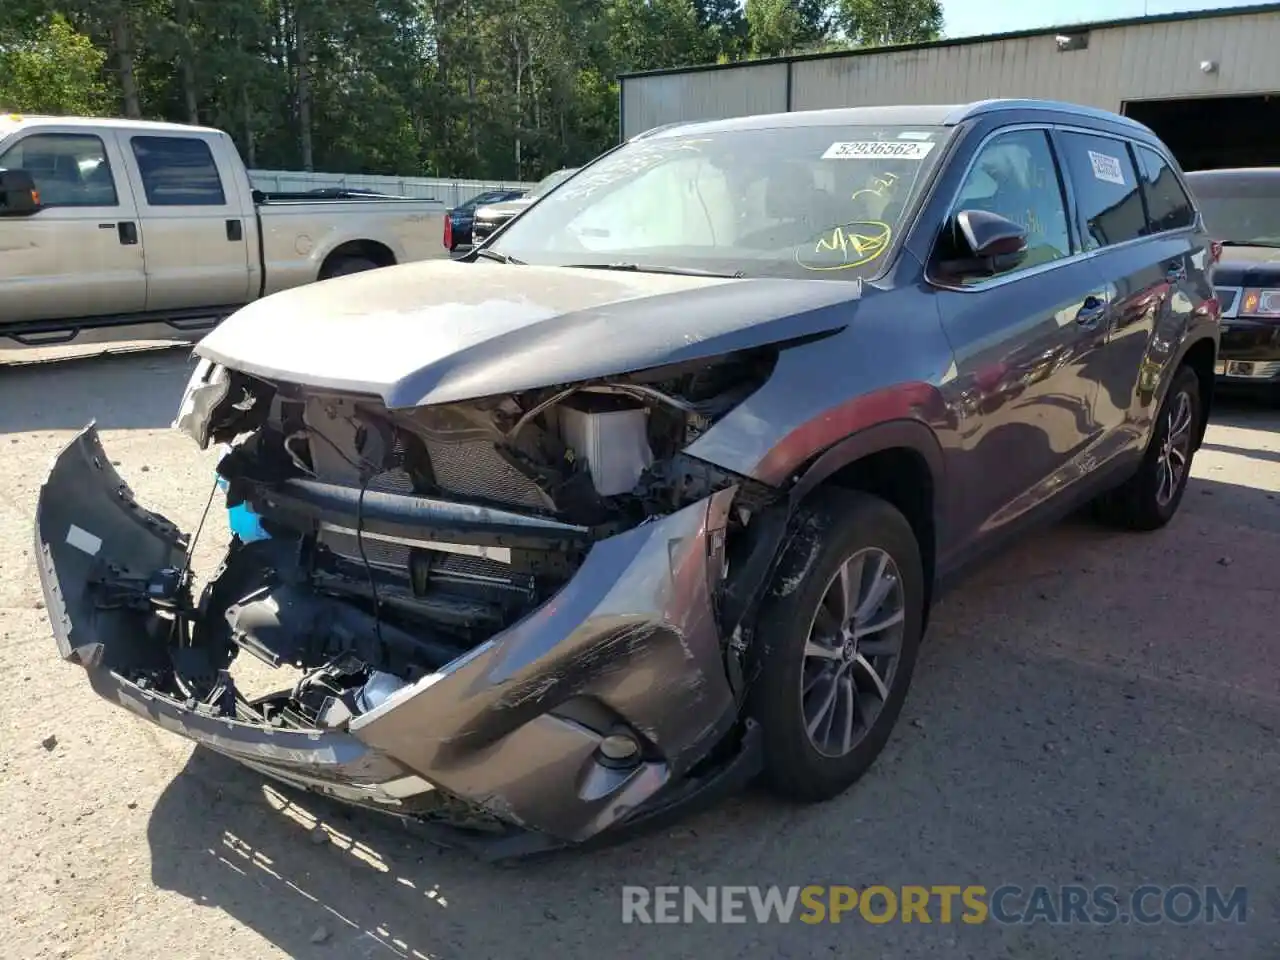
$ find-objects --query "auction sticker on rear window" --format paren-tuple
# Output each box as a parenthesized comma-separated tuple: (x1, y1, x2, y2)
(823, 140, 935, 160)
(1088, 150, 1125, 185)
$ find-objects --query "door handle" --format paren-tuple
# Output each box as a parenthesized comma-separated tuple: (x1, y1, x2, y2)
(117, 221, 138, 245)
(226, 219, 243, 242)
(1075, 294, 1108, 327)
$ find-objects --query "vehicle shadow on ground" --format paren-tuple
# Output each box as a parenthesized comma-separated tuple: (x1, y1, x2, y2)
(1209, 390, 1278, 428)
(146, 745, 798, 958)
(0, 347, 196, 435)
(1199, 441, 1280, 466)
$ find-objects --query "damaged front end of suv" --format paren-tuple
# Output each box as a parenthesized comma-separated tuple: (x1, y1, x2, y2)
(36, 340, 813, 857)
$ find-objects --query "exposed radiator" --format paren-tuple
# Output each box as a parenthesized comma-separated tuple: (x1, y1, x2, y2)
(315, 468, 416, 569)
(300, 398, 553, 578)
(422, 433, 551, 510)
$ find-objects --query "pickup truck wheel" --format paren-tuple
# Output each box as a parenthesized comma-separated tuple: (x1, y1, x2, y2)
(748, 489, 924, 803)
(321, 256, 380, 280)
(1093, 364, 1200, 531)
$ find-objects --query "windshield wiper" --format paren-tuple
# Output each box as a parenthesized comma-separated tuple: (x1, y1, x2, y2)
(473, 249, 525, 264)
(562, 262, 744, 279)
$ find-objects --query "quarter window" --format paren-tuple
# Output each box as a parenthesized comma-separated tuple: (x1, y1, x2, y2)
(130, 136, 226, 206)
(942, 128, 1073, 282)
(1134, 146, 1195, 234)
(0, 133, 118, 208)
(1055, 132, 1145, 249)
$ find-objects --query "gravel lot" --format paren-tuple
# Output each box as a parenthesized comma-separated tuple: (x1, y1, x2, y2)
(2, 346, 1278, 959)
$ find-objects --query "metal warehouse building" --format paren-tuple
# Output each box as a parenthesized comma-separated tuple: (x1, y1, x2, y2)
(618, 3, 1280, 170)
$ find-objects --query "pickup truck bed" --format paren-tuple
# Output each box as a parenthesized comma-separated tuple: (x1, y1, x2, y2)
(0, 115, 447, 350)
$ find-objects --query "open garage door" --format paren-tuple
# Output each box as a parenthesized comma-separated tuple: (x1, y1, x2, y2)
(1123, 95, 1280, 172)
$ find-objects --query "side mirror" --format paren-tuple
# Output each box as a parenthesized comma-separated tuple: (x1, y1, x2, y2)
(0, 169, 41, 216)
(938, 209, 1028, 279)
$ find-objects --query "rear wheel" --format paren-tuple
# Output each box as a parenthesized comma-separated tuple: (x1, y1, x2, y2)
(320, 255, 380, 280)
(1094, 364, 1200, 531)
(748, 489, 925, 802)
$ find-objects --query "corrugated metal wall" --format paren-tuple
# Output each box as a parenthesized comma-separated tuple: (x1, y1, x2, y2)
(247, 170, 533, 209)
(621, 8, 1280, 138)
(621, 62, 790, 136)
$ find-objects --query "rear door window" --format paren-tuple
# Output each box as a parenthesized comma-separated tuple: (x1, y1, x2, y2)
(130, 136, 226, 206)
(1054, 132, 1145, 250)
(1134, 145, 1195, 234)
(0, 133, 118, 208)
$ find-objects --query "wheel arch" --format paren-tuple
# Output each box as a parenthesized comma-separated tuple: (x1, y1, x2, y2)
(318, 239, 397, 279)
(788, 419, 944, 624)
(1174, 334, 1217, 450)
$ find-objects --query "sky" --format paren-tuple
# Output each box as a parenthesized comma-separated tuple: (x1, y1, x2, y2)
(943, 0, 1279, 39)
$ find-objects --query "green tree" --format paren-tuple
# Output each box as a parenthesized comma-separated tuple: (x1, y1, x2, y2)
(745, 0, 802, 57)
(607, 0, 708, 73)
(0, 0, 934, 180)
(835, 0, 942, 47)
(0, 14, 111, 115)
(694, 0, 747, 60)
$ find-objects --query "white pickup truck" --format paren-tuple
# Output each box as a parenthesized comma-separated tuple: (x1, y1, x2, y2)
(0, 114, 447, 348)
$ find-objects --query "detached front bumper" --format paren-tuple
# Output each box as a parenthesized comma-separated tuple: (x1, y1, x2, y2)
(35, 426, 750, 856)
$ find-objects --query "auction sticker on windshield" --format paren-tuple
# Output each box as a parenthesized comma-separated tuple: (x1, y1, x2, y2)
(823, 141, 935, 160)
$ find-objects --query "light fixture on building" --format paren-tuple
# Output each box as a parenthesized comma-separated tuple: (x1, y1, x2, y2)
(1200, 59, 1218, 73)
(1054, 32, 1090, 52)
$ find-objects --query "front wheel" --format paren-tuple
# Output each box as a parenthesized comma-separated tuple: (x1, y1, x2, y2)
(1093, 364, 1201, 531)
(748, 489, 925, 803)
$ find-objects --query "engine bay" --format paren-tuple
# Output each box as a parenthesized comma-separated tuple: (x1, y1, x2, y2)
(145, 349, 783, 732)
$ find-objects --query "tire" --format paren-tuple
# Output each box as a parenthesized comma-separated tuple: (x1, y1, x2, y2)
(1093, 364, 1200, 531)
(320, 255, 380, 280)
(748, 488, 925, 803)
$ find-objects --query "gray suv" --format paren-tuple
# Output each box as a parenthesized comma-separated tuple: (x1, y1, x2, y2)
(36, 99, 1218, 859)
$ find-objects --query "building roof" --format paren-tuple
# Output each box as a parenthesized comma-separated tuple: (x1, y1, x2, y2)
(618, 2, 1280, 80)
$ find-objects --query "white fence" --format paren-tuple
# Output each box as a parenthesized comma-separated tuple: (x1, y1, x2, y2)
(247, 169, 533, 209)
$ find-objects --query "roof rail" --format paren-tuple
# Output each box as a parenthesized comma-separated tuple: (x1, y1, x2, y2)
(630, 121, 692, 141)
(949, 99, 1154, 133)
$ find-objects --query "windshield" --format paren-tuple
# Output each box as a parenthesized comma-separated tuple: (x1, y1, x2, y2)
(489, 125, 949, 281)
(531, 168, 576, 197)
(1187, 174, 1280, 246)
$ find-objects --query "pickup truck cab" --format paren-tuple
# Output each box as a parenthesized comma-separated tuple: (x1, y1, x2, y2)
(0, 114, 447, 347)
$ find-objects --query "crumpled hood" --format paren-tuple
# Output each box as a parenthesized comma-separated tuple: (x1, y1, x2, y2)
(195, 259, 861, 408)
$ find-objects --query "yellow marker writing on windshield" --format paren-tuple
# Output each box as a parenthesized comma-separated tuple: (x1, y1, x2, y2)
(852, 171, 899, 202)
(798, 220, 892, 271)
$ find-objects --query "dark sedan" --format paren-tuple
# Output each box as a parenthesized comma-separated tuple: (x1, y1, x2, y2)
(1185, 167, 1280, 399)
(443, 188, 526, 252)
(470, 167, 578, 246)
(36, 100, 1217, 859)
